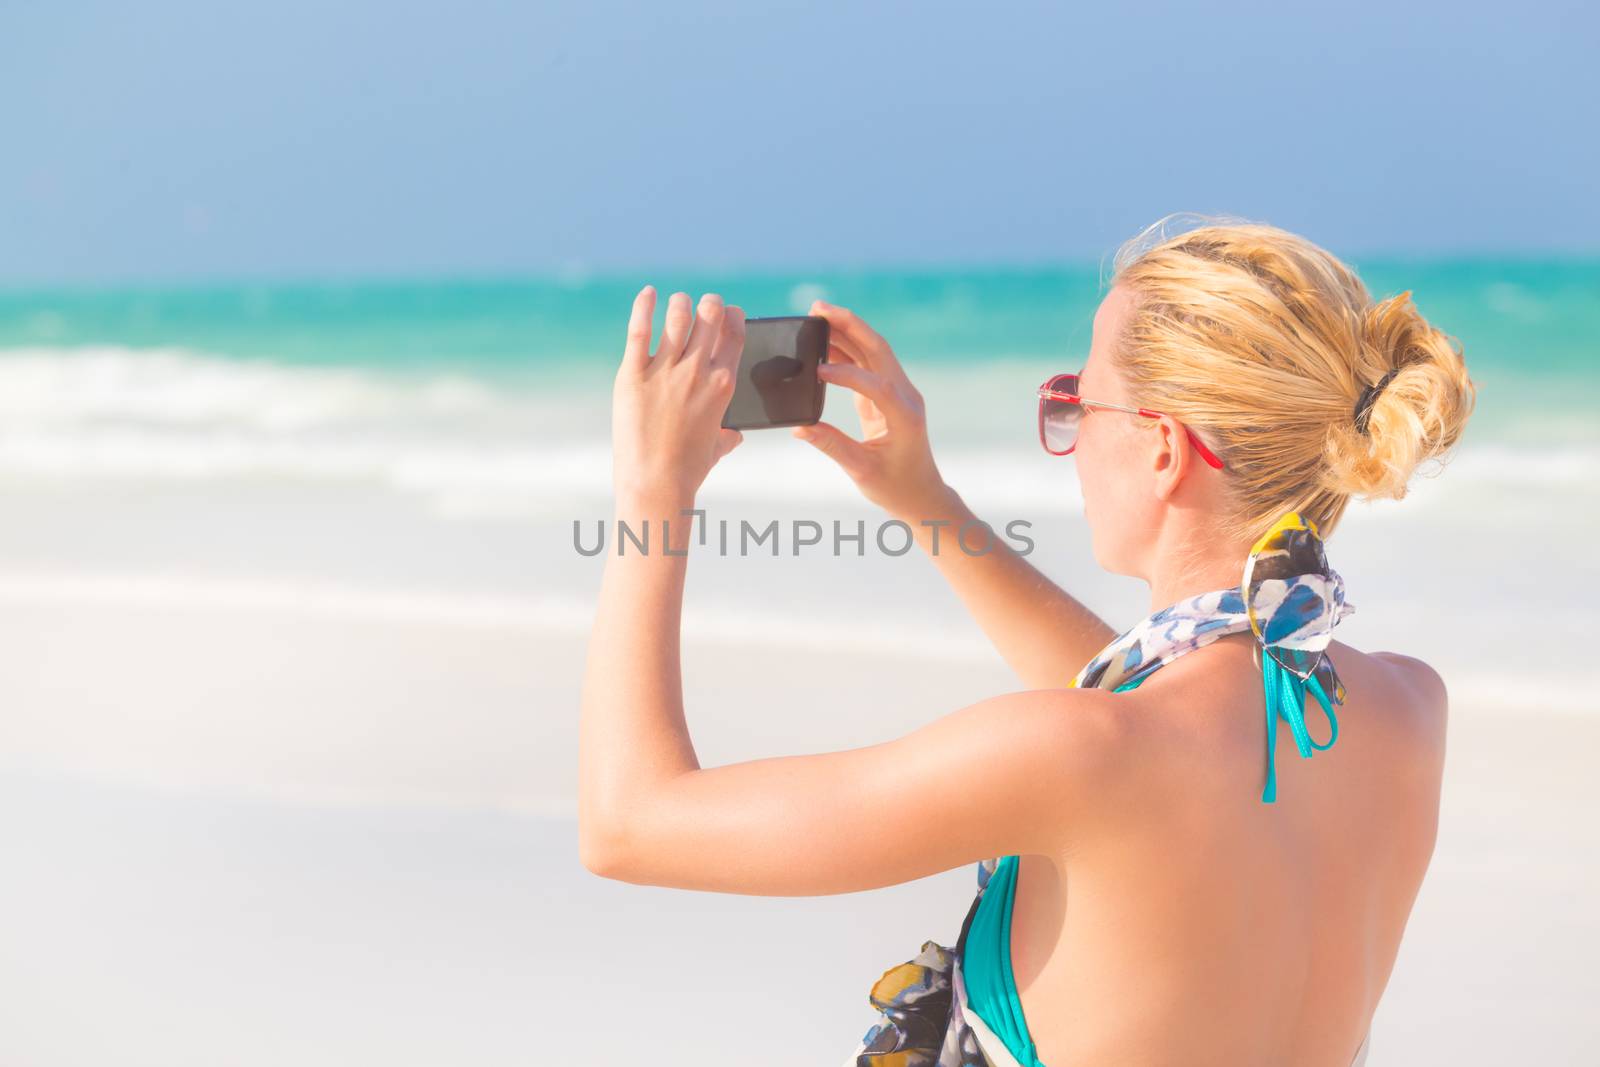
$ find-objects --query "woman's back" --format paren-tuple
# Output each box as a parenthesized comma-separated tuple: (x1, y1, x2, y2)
(1010, 636, 1447, 1066)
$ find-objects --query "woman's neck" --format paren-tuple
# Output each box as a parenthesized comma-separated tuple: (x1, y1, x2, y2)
(1145, 539, 1252, 615)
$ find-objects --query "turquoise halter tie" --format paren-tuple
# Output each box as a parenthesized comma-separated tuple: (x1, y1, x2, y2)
(1261, 648, 1341, 803)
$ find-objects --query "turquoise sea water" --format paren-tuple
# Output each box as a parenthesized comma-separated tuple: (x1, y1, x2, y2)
(0, 260, 1593, 510)
(1, 258, 1595, 387)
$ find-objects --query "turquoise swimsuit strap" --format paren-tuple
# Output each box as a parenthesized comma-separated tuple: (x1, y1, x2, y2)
(1260, 652, 1340, 803)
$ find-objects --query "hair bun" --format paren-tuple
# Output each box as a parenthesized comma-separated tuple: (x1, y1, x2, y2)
(1108, 216, 1482, 542)
(1325, 292, 1478, 501)
(1352, 367, 1400, 435)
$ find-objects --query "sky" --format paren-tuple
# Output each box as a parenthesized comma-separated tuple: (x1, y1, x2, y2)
(3, 0, 1597, 286)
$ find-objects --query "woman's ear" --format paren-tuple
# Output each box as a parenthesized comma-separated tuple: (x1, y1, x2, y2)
(1149, 415, 1192, 503)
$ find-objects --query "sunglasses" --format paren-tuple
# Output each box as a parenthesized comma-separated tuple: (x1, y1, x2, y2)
(1037, 371, 1227, 469)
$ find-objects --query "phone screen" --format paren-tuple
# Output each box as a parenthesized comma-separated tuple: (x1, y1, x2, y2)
(720, 315, 830, 431)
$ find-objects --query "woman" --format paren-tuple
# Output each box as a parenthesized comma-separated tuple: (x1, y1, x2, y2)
(578, 216, 1477, 1066)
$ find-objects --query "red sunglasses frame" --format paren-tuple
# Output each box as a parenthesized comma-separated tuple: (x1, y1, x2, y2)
(1037, 371, 1227, 470)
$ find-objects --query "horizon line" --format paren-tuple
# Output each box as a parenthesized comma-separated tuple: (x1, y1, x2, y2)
(3, 247, 1599, 297)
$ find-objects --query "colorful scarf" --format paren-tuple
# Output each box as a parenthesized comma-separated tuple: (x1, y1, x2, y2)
(1068, 509, 1354, 804)
(845, 510, 1355, 1066)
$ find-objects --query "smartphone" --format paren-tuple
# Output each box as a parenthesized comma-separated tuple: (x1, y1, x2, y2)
(720, 315, 830, 431)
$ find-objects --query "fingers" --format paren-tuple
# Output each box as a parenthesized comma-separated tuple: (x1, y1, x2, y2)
(816, 360, 912, 424)
(675, 294, 732, 374)
(654, 291, 695, 363)
(708, 303, 745, 381)
(810, 299, 893, 373)
(710, 426, 743, 465)
(679, 292, 727, 368)
(791, 420, 870, 479)
(622, 285, 656, 374)
(825, 340, 862, 369)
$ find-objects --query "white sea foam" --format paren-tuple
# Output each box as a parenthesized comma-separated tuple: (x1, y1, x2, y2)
(0, 345, 506, 428)
(0, 345, 1593, 518)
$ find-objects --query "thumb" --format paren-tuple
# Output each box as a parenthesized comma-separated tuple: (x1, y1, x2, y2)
(710, 427, 743, 465)
(792, 420, 868, 479)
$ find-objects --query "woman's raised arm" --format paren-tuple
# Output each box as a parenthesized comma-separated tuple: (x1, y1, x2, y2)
(794, 300, 1115, 688)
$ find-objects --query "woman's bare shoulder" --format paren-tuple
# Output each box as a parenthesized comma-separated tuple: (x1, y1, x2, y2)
(1363, 646, 1449, 760)
(1369, 648, 1449, 712)
(1337, 641, 1447, 722)
(1103, 638, 1449, 773)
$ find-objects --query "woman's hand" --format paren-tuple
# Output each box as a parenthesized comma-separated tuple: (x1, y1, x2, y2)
(612, 287, 747, 505)
(792, 300, 953, 521)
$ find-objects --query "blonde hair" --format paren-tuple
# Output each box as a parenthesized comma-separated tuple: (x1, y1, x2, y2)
(1106, 213, 1479, 544)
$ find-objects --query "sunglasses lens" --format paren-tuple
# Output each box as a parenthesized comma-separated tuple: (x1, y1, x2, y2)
(1041, 375, 1082, 454)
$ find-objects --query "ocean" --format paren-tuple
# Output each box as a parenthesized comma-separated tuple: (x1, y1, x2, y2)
(0, 259, 1595, 512)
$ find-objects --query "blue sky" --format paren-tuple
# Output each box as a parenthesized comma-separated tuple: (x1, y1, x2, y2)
(3, 0, 1596, 284)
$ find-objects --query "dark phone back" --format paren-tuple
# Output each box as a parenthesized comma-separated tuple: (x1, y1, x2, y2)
(720, 315, 830, 431)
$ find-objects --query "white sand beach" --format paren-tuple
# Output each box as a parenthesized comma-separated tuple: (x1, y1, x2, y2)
(1, 436, 1596, 1063)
